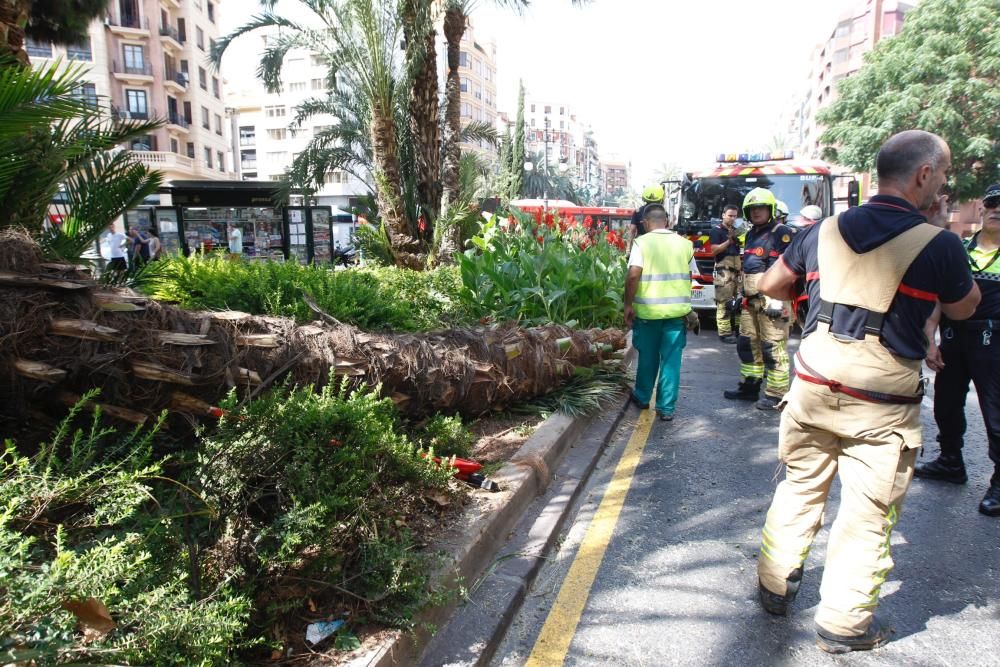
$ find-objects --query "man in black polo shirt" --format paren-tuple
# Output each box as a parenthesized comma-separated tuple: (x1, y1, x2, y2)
(916, 182, 1000, 517)
(753, 130, 980, 653)
(709, 203, 741, 343)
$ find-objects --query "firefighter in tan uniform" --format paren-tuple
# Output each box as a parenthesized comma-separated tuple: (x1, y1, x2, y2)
(709, 204, 741, 343)
(754, 130, 980, 653)
(723, 188, 793, 410)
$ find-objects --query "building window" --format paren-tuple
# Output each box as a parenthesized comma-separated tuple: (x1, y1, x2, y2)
(544, 105, 551, 113)
(122, 44, 146, 72)
(201, 106, 210, 129)
(199, 67, 207, 90)
(267, 128, 287, 140)
(530, 104, 535, 112)
(266, 151, 288, 164)
(212, 77, 220, 98)
(217, 151, 225, 172)
(459, 51, 468, 67)
(186, 142, 195, 158)
(269, 175, 283, 182)
(313, 124, 333, 134)
(265, 105, 286, 118)
(460, 102, 471, 118)
(76, 83, 98, 107)
(214, 113, 222, 135)
(125, 89, 148, 119)
(833, 48, 849, 64)
(66, 39, 92, 61)
(325, 171, 349, 184)
(474, 84, 482, 100)
(311, 78, 325, 90)
(25, 38, 52, 58)
(196, 26, 205, 51)
(204, 147, 213, 168)
(460, 77, 469, 93)
(170, 137, 179, 153)
(239, 126, 256, 146)
(241, 150, 257, 169)
(207, 2, 215, 22)
(834, 20, 851, 38)
(287, 81, 306, 93)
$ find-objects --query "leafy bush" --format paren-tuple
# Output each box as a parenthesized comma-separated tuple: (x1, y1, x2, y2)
(145, 254, 471, 332)
(0, 393, 250, 665)
(458, 211, 628, 328)
(414, 414, 475, 459)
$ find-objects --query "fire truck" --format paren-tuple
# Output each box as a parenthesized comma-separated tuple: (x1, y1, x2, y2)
(666, 151, 859, 313)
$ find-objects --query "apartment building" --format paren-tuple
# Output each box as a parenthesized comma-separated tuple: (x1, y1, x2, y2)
(228, 43, 370, 215)
(601, 158, 629, 200)
(27, 0, 235, 182)
(448, 19, 499, 157)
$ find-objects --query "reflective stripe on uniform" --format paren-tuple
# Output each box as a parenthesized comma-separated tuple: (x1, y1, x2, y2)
(640, 272, 691, 282)
(633, 295, 692, 305)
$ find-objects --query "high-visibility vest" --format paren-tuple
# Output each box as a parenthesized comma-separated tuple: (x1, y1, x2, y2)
(633, 232, 694, 320)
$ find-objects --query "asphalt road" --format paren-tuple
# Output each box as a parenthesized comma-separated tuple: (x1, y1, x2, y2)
(492, 331, 1000, 666)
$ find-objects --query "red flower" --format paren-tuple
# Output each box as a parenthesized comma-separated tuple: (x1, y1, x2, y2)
(579, 238, 591, 250)
(533, 209, 543, 225)
(536, 234, 545, 244)
(543, 212, 555, 228)
(583, 215, 594, 229)
(417, 216, 427, 233)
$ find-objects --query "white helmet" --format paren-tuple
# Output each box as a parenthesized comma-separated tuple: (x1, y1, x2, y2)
(800, 205, 823, 223)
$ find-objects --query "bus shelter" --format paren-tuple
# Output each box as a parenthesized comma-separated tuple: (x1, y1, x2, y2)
(125, 181, 349, 264)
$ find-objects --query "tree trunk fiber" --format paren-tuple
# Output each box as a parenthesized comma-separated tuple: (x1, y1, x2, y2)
(0, 232, 625, 428)
(370, 108, 424, 270)
(436, 7, 467, 265)
(402, 0, 441, 228)
(0, 0, 30, 65)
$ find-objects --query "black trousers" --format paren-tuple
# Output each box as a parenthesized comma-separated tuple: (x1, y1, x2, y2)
(934, 325, 1000, 468)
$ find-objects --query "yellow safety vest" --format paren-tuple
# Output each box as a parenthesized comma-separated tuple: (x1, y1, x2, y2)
(633, 232, 694, 320)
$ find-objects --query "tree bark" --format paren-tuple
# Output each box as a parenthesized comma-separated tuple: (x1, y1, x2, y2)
(402, 0, 441, 230)
(370, 107, 424, 269)
(435, 6, 467, 265)
(0, 0, 30, 65)
(0, 232, 626, 428)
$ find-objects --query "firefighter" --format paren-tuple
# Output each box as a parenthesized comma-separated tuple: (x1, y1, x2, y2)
(723, 188, 794, 410)
(915, 182, 1000, 517)
(627, 184, 665, 243)
(775, 200, 790, 225)
(624, 204, 697, 421)
(709, 203, 741, 343)
(754, 130, 979, 653)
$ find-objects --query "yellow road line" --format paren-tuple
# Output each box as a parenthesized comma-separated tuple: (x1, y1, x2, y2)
(525, 409, 655, 666)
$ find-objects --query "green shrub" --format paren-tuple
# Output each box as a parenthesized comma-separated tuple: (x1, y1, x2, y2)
(145, 254, 472, 332)
(414, 414, 475, 459)
(458, 212, 628, 328)
(0, 393, 250, 665)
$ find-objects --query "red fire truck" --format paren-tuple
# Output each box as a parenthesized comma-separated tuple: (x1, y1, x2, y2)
(667, 151, 858, 313)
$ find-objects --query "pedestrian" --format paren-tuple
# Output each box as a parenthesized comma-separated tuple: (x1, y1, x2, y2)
(915, 182, 1000, 517)
(709, 203, 741, 344)
(722, 188, 794, 410)
(754, 130, 980, 653)
(146, 228, 162, 260)
(105, 224, 128, 273)
(627, 184, 665, 244)
(227, 222, 243, 257)
(128, 226, 150, 265)
(797, 204, 823, 228)
(624, 203, 698, 422)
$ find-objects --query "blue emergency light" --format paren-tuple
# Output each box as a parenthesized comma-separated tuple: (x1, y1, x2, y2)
(715, 150, 795, 163)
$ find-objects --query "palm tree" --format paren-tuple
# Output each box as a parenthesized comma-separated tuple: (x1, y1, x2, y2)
(1, 0, 106, 64)
(402, 0, 441, 226)
(214, 0, 424, 269)
(0, 60, 162, 262)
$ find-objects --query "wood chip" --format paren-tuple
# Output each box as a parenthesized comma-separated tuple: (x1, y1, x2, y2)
(14, 358, 67, 382)
(235, 334, 282, 348)
(206, 310, 251, 321)
(0, 271, 91, 290)
(60, 392, 148, 424)
(51, 318, 122, 342)
(158, 332, 215, 346)
(61, 597, 115, 643)
(131, 360, 196, 385)
(168, 391, 216, 416)
(96, 300, 146, 312)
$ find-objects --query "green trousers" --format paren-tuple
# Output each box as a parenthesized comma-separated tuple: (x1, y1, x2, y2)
(632, 316, 687, 415)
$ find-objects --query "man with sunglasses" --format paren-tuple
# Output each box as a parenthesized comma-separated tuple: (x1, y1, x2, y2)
(916, 183, 1000, 517)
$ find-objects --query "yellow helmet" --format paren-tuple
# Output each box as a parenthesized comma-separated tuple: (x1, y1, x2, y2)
(742, 187, 776, 221)
(775, 200, 789, 219)
(642, 184, 665, 203)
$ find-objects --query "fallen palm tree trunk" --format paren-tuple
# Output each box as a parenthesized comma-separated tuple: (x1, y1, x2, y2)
(0, 230, 625, 426)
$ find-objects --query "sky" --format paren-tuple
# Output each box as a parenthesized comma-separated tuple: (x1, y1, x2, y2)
(221, 0, 863, 189)
(471, 0, 861, 186)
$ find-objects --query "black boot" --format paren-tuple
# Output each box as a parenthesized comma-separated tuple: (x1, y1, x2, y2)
(816, 617, 891, 654)
(914, 454, 967, 484)
(758, 568, 802, 616)
(719, 334, 738, 344)
(979, 472, 1000, 517)
(724, 377, 761, 401)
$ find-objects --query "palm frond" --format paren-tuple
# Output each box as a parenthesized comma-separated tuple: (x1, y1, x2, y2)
(459, 120, 498, 148)
(0, 60, 93, 139)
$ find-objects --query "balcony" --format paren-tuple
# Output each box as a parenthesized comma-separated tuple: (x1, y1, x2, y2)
(239, 137, 256, 147)
(132, 150, 230, 180)
(166, 111, 190, 132)
(158, 24, 183, 51)
(241, 160, 257, 171)
(164, 0, 181, 7)
(113, 106, 152, 121)
(163, 70, 188, 93)
(105, 14, 150, 37)
(112, 60, 154, 83)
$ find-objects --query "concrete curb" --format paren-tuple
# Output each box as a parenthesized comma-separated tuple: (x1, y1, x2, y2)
(346, 352, 635, 667)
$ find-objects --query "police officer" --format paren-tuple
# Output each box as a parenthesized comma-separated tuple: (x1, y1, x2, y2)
(754, 130, 979, 653)
(723, 188, 794, 410)
(624, 204, 697, 421)
(709, 204, 741, 344)
(628, 184, 665, 242)
(915, 182, 1000, 517)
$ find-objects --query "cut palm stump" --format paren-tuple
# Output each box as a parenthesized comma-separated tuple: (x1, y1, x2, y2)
(0, 230, 625, 425)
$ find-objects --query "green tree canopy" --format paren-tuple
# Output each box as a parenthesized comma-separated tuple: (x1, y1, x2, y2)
(818, 0, 1000, 201)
